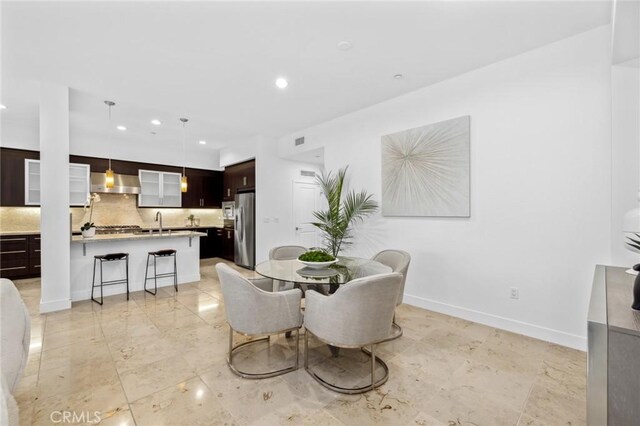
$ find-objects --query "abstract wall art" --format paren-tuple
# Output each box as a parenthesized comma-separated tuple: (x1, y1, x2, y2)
(381, 116, 470, 217)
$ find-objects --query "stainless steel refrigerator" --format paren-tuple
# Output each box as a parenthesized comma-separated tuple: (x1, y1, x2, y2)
(234, 192, 255, 269)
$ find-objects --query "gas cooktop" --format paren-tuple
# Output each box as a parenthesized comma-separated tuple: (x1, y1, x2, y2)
(95, 225, 142, 235)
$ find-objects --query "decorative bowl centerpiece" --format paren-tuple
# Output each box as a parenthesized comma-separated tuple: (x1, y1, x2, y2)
(297, 250, 338, 270)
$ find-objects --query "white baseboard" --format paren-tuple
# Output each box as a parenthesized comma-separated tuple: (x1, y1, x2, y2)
(40, 298, 72, 313)
(403, 294, 586, 351)
(71, 273, 201, 301)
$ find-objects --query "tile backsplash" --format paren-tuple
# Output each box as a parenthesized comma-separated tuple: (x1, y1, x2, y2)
(0, 193, 223, 232)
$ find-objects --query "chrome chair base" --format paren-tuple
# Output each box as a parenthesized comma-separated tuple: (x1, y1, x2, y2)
(382, 321, 403, 342)
(227, 326, 300, 379)
(303, 331, 389, 394)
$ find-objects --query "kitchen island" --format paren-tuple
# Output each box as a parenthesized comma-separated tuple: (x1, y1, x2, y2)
(70, 231, 206, 301)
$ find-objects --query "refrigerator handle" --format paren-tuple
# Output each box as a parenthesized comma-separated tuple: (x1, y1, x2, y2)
(237, 206, 244, 242)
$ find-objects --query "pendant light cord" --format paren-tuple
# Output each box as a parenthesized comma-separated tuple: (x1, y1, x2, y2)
(105, 100, 115, 169)
(181, 118, 188, 176)
(183, 120, 186, 175)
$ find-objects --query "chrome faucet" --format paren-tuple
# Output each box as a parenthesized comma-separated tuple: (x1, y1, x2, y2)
(155, 211, 163, 235)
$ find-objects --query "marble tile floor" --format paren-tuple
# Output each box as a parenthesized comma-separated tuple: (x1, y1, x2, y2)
(13, 258, 586, 425)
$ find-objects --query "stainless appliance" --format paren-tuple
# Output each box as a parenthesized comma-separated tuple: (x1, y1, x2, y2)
(222, 201, 235, 220)
(91, 172, 141, 194)
(95, 225, 142, 234)
(234, 192, 255, 269)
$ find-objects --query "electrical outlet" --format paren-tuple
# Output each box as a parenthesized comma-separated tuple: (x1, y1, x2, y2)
(510, 287, 519, 299)
(263, 218, 271, 223)
(273, 217, 280, 223)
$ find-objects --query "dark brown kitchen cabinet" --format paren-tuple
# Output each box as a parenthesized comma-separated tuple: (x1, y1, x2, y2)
(2, 147, 224, 209)
(182, 173, 203, 208)
(181, 169, 223, 208)
(221, 228, 234, 261)
(222, 160, 255, 201)
(234, 161, 255, 191)
(28, 235, 41, 275)
(0, 234, 40, 279)
(202, 173, 223, 207)
(199, 228, 220, 259)
(222, 170, 235, 201)
(0, 148, 40, 206)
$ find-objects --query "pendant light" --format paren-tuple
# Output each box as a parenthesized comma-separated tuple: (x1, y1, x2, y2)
(104, 100, 116, 188)
(180, 117, 188, 192)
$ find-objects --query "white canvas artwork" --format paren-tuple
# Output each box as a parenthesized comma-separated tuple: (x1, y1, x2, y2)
(381, 116, 470, 217)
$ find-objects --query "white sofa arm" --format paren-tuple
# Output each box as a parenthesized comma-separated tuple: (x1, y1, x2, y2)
(0, 278, 31, 392)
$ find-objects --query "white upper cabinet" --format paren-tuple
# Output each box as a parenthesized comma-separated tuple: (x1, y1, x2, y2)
(138, 170, 182, 207)
(24, 160, 90, 206)
(24, 159, 41, 205)
(69, 164, 91, 206)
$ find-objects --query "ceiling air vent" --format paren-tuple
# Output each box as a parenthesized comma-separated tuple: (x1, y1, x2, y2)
(295, 137, 305, 146)
(301, 170, 316, 178)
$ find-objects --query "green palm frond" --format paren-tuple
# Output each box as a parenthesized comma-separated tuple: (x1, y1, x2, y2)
(626, 234, 640, 251)
(312, 167, 378, 257)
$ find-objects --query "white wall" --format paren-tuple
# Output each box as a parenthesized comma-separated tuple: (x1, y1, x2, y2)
(611, 64, 640, 266)
(1, 122, 222, 171)
(277, 26, 613, 349)
(219, 137, 320, 263)
(39, 83, 72, 313)
(255, 138, 320, 262)
(219, 138, 257, 168)
(69, 140, 222, 171)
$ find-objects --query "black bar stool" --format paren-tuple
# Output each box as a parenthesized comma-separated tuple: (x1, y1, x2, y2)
(144, 249, 178, 295)
(91, 252, 129, 305)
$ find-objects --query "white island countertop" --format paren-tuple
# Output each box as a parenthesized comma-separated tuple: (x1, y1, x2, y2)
(70, 230, 206, 301)
(71, 230, 207, 243)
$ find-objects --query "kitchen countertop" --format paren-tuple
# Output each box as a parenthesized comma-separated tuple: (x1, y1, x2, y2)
(0, 230, 41, 236)
(138, 225, 225, 231)
(71, 231, 207, 243)
(1, 225, 225, 236)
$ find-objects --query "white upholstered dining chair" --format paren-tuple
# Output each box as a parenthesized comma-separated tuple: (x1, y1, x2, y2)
(216, 263, 303, 378)
(371, 249, 411, 339)
(303, 272, 403, 394)
(250, 245, 307, 292)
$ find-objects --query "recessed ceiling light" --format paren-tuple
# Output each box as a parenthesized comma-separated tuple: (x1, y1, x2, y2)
(394, 74, 404, 80)
(337, 41, 353, 51)
(150, 119, 161, 125)
(116, 125, 127, 131)
(199, 140, 207, 145)
(275, 78, 288, 89)
(0, 104, 6, 110)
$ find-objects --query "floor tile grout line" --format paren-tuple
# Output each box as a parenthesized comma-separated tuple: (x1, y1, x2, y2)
(92, 307, 139, 426)
(195, 371, 244, 424)
(12, 261, 587, 426)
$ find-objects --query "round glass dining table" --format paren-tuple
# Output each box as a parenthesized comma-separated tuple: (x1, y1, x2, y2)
(254, 256, 392, 287)
(255, 256, 392, 356)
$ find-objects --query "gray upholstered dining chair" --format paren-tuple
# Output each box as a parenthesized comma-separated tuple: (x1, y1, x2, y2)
(216, 263, 303, 379)
(371, 250, 411, 339)
(250, 245, 307, 292)
(303, 272, 403, 394)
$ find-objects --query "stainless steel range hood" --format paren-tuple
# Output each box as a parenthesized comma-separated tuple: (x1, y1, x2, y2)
(90, 172, 141, 194)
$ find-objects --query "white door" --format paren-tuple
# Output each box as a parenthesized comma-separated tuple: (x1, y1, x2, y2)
(293, 181, 321, 248)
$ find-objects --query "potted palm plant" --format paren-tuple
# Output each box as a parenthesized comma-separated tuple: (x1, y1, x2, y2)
(310, 166, 378, 258)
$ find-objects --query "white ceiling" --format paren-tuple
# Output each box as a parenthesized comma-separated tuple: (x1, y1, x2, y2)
(1, 1, 611, 157)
